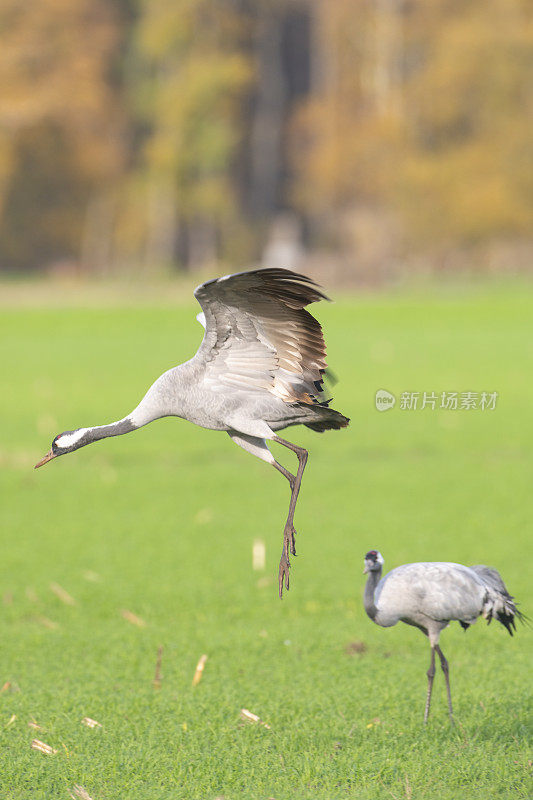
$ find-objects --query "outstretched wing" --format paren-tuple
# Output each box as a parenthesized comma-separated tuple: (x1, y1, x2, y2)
(192, 268, 330, 404)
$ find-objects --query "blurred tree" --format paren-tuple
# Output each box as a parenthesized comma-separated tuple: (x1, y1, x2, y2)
(0, 0, 530, 275)
(397, 0, 533, 247)
(133, 0, 250, 270)
(241, 0, 311, 219)
(291, 0, 533, 267)
(0, 0, 127, 272)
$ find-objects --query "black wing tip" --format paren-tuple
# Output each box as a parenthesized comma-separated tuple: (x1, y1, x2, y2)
(255, 266, 318, 283)
(498, 613, 515, 636)
(196, 267, 330, 303)
(495, 606, 528, 636)
(257, 267, 330, 302)
(514, 608, 530, 628)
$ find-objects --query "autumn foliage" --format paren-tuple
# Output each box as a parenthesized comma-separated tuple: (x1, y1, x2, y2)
(0, 0, 531, 274)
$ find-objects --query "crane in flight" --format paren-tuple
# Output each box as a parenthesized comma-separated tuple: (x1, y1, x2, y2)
(35, 268, 349, 595)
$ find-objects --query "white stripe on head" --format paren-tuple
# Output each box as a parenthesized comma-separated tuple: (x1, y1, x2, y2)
(196, 311, 206, 329)
(56, 428, 89, 448)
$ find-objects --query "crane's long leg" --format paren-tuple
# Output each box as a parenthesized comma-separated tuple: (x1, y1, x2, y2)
(227, 431, 308, 597)
(272, 435, 308, 597)
(424, 646, 436, 724)
(436, 645, 454, 722)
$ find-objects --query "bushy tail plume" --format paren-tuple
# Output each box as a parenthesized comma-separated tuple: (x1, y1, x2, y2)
(305, 407, 350, 433)
(471, 565, 527, 636)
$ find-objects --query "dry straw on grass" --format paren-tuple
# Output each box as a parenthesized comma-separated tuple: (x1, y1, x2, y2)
(70, 785, 94, 800)
(31, 739, 57, 755)
(35, 616, 59, 630)
(50, 582, 76, 605)
(252, 539, 266, 571)
(153, 645, 163, 690)
(239, 708, 271, 729)
(81, 717, 101, 728)
(82, 570, 101, 582)
(120, 609, 146, 627)
(192, 654, 208, 686)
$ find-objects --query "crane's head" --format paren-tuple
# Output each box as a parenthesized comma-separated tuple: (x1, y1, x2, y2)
(363, 550, 384, 574)
(34, 428, 90, 468)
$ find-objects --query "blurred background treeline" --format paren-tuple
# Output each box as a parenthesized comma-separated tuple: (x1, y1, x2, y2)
(0, 0, 531, 283)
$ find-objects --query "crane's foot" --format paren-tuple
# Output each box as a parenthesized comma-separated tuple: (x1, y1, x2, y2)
(285, 522, 297, 557)
(278, 524, 297, 597)
(278, 550, 290, 597)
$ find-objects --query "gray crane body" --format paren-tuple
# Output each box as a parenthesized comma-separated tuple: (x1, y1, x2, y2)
(127, 359, 324, 437)
(35, 269, 349, 595)
(366, 561, 495, 642)
(363, 551, 523, 722)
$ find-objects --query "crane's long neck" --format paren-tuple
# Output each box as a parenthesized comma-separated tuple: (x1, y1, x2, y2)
(363, 568, 382, 622)
(64, 383, 167, 451)
(76, 416, 138, 446)
(94, 391, 164, 441)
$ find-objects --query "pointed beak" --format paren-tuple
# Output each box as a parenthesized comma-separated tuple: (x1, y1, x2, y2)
(34, 449, 55, 469)
(363, 565, 369, 574)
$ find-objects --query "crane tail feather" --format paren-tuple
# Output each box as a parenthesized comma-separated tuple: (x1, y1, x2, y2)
(304, 408, 350, 433)
(471, 564, 526, 637)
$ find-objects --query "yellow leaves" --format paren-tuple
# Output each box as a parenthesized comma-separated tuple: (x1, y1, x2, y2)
(139, 6, 251, 225)
(398, 132, 532, 243)
(0, 0, 121, 132)
(144, 53, 250, 160)
(293, 0, 533, 249)
(137, 0, 247, 62)
(136, 0, 194, 59)
(0, 0, 530, 270)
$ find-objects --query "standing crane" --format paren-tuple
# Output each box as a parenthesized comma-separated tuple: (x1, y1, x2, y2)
(363, 550, 524, 722)
(34, 268, 349, 596)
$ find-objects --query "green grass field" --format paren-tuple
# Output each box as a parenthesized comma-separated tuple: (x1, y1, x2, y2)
(1, 281, 532, 799)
